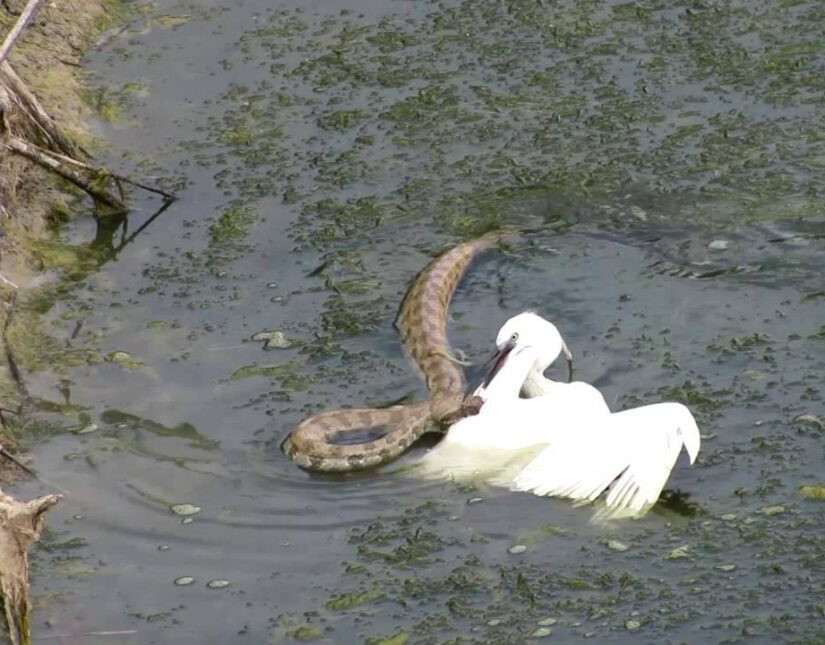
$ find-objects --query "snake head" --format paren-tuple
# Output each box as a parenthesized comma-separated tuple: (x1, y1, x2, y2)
(431, 394, 484, 426)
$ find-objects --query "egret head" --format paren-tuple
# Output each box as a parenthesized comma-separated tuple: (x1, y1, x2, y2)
(482, 312, 573, 388)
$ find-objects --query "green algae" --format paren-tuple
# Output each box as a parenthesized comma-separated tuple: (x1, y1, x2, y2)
(325, 589, 382, 611)
(292, 625, 322, 641)
(229, 362, 311, 391)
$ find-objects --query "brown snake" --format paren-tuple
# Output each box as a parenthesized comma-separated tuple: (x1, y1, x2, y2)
(283, 232, 507, 472)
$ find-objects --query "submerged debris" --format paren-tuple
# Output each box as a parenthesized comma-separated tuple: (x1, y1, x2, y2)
(251, 330, 291, 349)
(170, 503, 201, 516)
(605, 539, 629, 552)
(758, 505, 785, 516)
(665, 545, 690, 560)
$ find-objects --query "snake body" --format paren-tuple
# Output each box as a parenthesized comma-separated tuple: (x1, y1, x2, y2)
(283, 232, 505, 472)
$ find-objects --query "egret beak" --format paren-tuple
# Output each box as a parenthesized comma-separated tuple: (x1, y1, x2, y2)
(481, 338, 516, 388)
(561, 339, 573, 383)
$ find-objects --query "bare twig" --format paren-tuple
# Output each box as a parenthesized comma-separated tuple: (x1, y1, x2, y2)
(0, 0, 45, 66)
(46, 148, 178, 201)
(108, 171, 177, 201)
(0, 444, 35, 478)
(0, 273, 18, 289)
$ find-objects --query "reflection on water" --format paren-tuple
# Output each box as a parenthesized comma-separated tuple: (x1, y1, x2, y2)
(13, 0, 825, 643)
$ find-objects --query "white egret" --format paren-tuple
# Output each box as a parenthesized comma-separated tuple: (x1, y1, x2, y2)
(416, 312, 609, 481)
(417, 312, 701, 520)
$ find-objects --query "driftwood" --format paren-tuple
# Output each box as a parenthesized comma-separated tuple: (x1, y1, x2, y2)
(0, 490, 60, 645)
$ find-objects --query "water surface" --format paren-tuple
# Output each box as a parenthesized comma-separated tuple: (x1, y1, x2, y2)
(14, 1, 825, 643)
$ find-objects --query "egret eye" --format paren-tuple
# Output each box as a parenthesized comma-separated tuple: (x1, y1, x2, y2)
(510, 332, 519, 342)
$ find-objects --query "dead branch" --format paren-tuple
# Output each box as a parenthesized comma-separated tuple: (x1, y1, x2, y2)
(0, 0, 45, 66)
(0, 63, 80, 158)
(3, 136, 124, 210)
(0, 489, 61, 645)
(44, 147, 178, 201)
(0, 0, 80, 157)
(0, 443, 35, 478)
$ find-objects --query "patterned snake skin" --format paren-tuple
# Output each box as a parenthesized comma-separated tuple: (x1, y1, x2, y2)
(283, 232, 506, 471)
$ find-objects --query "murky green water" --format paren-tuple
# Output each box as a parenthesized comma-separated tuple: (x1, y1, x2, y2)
(13, 1, 825, 642)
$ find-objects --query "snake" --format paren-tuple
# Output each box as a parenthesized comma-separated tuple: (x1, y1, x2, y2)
(282, 231, 507, 472)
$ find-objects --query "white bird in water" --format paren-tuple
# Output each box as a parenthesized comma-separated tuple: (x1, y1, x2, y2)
(417, 312, 701, 520)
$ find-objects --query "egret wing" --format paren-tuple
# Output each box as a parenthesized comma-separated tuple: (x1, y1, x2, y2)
(513, 403, 700, 519)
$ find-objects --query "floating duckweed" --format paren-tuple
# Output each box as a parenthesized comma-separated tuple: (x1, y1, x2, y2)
(232, 363, 291, 379)
(74, 423, 98, 435)
(537, 618, 558, 626)
(292, 625, 322, 641)
(174, 576, 195, 586)
(325, 589, 380, 610)
(715, 564, 736, 572)
(251, 330, 291, 349)
(146, 320, 168, 329)
(369, 633, 409, 645)
(487, 619, 502, 627)
(507, 544, 527, 555)
(206, 579, 230, 589)
(625, 620, 641, 631)
(57, 348, 103, 367)
(151, 14, 191, 28)
(758, 505, 785, 516)
(606, 539, 629, 552)
(467, 497, 483, 505)
(266, 282, 278, 288)
(105, 351, 144, 369)
(720, 513, 737, 521)
(531, 627, 552, 637)
(708, 240, 730, 250)
(666, 545, 690, 559)
(170, 503, 201, 516)
(270, 295, 284, 302)
(799, 486, 825, 500)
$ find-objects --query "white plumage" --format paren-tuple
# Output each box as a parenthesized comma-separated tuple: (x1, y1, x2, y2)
(416, 312, 701, 520)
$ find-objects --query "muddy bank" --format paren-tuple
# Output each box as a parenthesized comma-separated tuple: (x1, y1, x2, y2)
(0, 0, 128, 460)
(0, 0, 128, 283)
